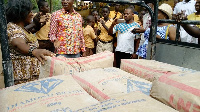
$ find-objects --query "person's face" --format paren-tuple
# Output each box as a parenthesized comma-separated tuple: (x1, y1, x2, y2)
(61, 0, 74, 11)
(41, 2, 50, 13)
(195, 0, 200, 12)
(91, 19, 95, 27)
(25, 11, 34, 24)
(124, 9, 133, 22)
(115, 4, 120, 11)
(102, 8, 109, 18)
(92, 11, 98, 18)
(158, 10, 167, 19)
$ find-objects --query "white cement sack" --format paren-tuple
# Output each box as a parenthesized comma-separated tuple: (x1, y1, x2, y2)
(40, 51, 113, 79)
(120, 59, 196, 82)
(39, 56, 80, 79)
(74, 92, 178, 112)
(0, 76, 5, 89)
(74, 51, 114, 72)
(0, 75, 98, 112)
(150, 72, 200, 112)
(73, 67, 152, 101)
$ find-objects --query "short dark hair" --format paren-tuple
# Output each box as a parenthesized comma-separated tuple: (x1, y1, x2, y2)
(102, 6, 110, 11)
(37, 0, 47, 10)
(6, 0, 32, 23)
(86, 15, 95, 23)
(126, 7, 134, 14)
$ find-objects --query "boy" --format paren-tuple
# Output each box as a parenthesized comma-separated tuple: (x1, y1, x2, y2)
(83, 15, 97, 56)
(34, 0, 54, 52)
(96, 6, 114, 53)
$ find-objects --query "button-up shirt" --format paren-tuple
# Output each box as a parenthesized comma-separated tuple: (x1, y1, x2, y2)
(49, 8, 85, 54)
(83, 25, 96, 48)
(98, 18, 113, 42)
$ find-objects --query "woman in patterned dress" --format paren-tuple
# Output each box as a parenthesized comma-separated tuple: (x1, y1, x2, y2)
(136, 3, 176, 59)
(6, 0, 55, 85)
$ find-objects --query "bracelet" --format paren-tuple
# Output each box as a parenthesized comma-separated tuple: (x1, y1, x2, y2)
(28, 46, 37, 57)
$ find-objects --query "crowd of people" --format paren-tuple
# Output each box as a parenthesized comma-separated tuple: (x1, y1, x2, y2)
(4, 0, 200, 85)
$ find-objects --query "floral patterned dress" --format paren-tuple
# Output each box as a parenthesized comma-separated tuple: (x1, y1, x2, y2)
(136, 25, 174, 59)
(7, 22, 40, 85)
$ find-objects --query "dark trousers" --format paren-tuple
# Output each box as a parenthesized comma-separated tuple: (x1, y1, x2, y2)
(116, 51, 132, 68)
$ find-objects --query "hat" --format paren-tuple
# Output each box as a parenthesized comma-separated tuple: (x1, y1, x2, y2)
(158, 3, 173, 19)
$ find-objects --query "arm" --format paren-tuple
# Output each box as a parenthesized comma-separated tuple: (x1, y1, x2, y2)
(168, 26, 176, 41)
(48, 13, 60, 48)
(100, 19, 109, 31)
(79, 17, 86, 53)
(11, 38, 55, 64)
(181, 24, 200, 38)
(49, 13, 58, 42)
(108, 19, 118, 36)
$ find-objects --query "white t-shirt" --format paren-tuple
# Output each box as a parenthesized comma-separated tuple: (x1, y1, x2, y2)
(173, 0, 198, 44)
(113, 22, 140, 54)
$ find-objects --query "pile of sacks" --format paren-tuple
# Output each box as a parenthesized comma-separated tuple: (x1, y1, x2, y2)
(0, 69, 177, 112)
(121, 59, 200, 112)
(1, 51, 199, 112)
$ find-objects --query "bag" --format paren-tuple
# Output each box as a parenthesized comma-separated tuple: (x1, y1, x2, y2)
(76, 92, 178, 112)
(150, 72, 200, 112)
(0, 75, 99, 112)
(120, 59, 196, 82)
(72, 67, 152, 101)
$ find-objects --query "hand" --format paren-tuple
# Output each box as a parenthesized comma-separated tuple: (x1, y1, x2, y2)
(130, 53, 138, 59)
(134, 28, 146, 33)
(81, 52, 86, 57)
(100, 19, 105, 25)
(32, 49, 55, 64)
(175, 10, 187, 22)
(54, 39, 60, 49)
(112, 19, 118, 26)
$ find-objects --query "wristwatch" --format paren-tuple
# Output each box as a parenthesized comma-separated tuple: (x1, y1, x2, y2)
(28, 46, 37, 56)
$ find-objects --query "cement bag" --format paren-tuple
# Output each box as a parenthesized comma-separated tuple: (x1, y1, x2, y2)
(74, 51, 114, 72)
(73, 67, 152, 101)
(39, 56, 80, 79)
(0, 75, 99, 112)
(74, 92, 178, 112)
(0, 76, 5, 89)
(120, 59, 196, 82)
(150, 72, 200, 112)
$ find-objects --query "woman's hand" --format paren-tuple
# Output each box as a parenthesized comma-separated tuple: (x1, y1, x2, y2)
(32, 49, 55, 64)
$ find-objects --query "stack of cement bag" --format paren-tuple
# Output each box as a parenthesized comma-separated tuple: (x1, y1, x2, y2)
(0, 72, 177, 112)
(40, 51, 114, 79)
(121, 59, 200, 112)
(120, 59, 196, 82)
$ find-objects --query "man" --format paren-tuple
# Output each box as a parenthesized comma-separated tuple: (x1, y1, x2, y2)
(109, 4, 122, 20)
(108, 8, 140, 68)
(173, 0, 197, 43)
(96, 6, 114, 53)
(34, 0, 54, 52)
(49, 0, 86, 58)
(187, 0, 200, 43)
(176, 0, 200, 39)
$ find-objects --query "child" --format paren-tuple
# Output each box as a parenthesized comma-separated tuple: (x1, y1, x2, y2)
(33, 0, 54, 52)
(96, 6, 114, 53)
(83, 15, 97, 56)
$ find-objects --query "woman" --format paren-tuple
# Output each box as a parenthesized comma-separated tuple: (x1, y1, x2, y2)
(136, 3, 176, 59)
(6, 0, 55, 85)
